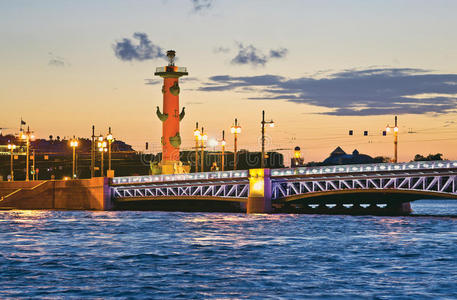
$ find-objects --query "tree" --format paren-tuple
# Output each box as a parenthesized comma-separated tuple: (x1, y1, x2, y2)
(413, 153, 443, 161)
(373, 156, 390, 163)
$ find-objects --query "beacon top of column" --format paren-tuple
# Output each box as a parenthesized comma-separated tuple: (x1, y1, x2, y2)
(154, 50, 188, 77)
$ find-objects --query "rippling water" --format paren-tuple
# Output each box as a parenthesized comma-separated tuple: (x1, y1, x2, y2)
(1, 201, 457, 299)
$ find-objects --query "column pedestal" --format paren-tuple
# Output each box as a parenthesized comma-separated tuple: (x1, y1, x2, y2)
(247, 168, 272, 214)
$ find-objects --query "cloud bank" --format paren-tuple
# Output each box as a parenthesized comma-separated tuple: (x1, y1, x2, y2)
(191, 0, 214, 12)
(48, 52, 67, 67)
(113, 32, 164, 62)
(230, 43, 288, 67)
(199, 68, 457, 116)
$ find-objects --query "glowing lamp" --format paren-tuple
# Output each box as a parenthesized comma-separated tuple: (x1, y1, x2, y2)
(194, 129, 201, 137)
(209, 139, 218, 147)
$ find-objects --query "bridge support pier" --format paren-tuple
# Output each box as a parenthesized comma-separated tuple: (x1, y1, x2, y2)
(247, 169, 272, 214)
(388, 202, 412, 215)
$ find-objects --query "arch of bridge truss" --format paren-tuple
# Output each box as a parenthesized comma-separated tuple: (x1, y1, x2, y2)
(278, 188, 457, 203)
(115, 195, 247, 203)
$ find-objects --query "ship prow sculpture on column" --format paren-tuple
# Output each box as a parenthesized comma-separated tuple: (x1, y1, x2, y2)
(154, 50, 190, 174)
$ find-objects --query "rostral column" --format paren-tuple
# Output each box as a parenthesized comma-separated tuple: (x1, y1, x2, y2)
(154, 50, 188, 174)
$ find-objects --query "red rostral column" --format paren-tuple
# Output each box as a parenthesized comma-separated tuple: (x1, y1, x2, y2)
(154, 50, 188, 174)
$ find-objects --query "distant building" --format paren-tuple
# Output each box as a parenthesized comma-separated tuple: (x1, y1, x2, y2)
(323, 146, 373, 165)
(291, 146, 305, 167)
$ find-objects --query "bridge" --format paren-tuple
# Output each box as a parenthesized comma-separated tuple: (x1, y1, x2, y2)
(111, 160, 457, 214)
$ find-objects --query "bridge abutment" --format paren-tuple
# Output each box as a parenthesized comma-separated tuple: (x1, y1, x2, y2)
(247, 169, 272, 214)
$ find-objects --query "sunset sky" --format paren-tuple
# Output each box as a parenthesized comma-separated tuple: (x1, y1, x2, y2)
(1, 0, 457, 164)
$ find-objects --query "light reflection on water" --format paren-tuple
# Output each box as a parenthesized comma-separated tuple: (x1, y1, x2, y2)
(0, 201, 456, 298)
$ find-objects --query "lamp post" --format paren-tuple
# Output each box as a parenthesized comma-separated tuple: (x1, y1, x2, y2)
(199, 127, 207, 172)
(230, 118, 241, 170)
(385, 116, 399, 163)
(91, 125, 95, 178)
(106, 128, 114, 172)
(7, 143, 16, 181)
(221, 130, 225, 171)
(261, 110, 275, 169)
(21, 126, 34, 181)
(70, 137, 79, 179)
(97, 136, 107, 177)
(193, 122, 200, 172)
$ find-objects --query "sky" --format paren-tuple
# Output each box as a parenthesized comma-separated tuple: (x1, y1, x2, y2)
(1, 0, 457, 165)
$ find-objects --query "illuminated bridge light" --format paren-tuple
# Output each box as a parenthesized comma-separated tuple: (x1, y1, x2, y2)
(325, 168, 330, 172)
(338, 168, 344, 172)
(408, 165, 415, 168)
(438, 163, 444, 167)
(312, 169, 318, 173)
(380, 166, 386, 170)
(394, 165, 400, 170)
(453, 162, 457, 167)
(365, 167, 371, 171)
(286, 171, 292, 175)
(299, 169, 305, 174)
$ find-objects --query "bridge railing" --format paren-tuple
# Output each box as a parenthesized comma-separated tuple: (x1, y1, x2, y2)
(271, 160, 457, 177)
(112, 170, 249, 185)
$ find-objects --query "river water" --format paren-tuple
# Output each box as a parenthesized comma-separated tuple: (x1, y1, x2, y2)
(0, 200, 456, 299)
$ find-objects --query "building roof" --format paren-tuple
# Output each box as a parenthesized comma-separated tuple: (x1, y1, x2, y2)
(324, 146, 373, 165)
(330, 146, 346, 156)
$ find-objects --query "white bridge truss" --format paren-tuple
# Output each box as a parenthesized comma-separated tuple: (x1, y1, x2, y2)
(113, 180, 249, 201)
(111, 161, 457, 203)
(272, 172, 457, 201)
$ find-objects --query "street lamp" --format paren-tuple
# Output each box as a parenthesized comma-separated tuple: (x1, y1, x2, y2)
(7, 143, 16, 181)
(198, 127, 207, 172)
(230, 118, 241, 170)
(106, 127, 114, 173)
(70, 137, 78, 179)
(97, 136, 108, 177)
(220, 130, 226, 171)
(261, 110, 275, 169)
(20, 126, 34, 181)
(385, 116, 399, 163)
(193, 122, 200, 172)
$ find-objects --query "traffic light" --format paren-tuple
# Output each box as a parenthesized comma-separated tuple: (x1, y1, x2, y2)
(364, 131, 368, 136)
(145, 142, 149, 150)
(349, 130, 353, 136)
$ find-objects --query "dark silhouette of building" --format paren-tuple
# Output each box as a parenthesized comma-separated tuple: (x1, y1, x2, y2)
(323, 147, 374, 165)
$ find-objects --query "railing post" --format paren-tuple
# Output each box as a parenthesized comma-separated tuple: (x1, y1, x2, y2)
(247, 168, 272, 214)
